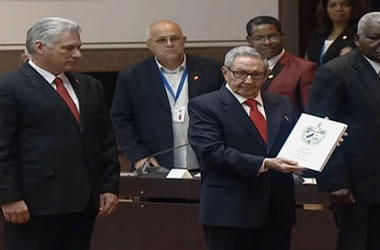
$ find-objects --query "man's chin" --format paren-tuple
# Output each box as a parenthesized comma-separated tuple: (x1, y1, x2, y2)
(65, 63, 77, 71)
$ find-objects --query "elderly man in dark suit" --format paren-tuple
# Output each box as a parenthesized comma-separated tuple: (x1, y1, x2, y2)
(111, 20, 224, 171)
(246, 16, 317, 116)
(188, 46, 304, 250)
(0, 17, 120, 250)
(308, 11, 380, 250)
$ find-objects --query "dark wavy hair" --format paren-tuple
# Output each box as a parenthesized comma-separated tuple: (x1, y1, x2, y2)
(316, 0, 367, 33)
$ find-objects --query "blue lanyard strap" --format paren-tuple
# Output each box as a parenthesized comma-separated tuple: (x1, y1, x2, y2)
(160, 68, 188, 102)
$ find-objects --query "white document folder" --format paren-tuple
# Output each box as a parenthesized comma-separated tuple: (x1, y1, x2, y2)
(277, 113, 347, 172)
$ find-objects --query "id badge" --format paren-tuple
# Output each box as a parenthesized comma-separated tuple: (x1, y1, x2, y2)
(172, 106, 186, 123)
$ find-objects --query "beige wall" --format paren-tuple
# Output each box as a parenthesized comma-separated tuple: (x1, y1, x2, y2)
(0, 0, 279, 50)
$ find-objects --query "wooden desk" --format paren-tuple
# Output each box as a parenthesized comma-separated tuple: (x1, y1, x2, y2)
(91, 177, 336, 250)
(0, 177, 336, 250)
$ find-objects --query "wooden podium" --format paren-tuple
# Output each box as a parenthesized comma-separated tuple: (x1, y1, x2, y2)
(0, 176, 336, 250)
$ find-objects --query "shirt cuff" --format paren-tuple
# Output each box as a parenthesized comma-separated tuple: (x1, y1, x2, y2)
(257, 159, 268, 175)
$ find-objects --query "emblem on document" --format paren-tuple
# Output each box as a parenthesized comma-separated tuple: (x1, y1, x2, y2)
(301, 123, 327, 145)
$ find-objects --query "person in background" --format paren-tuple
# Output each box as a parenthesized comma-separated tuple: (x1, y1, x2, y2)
(0, 17, 120, 250)
(306, 0, 367, 65)
(308, 11, 380, 250)
(111, 20, 224, 171)
(246, 16, 317, 117)
(188, 46, 304, 250)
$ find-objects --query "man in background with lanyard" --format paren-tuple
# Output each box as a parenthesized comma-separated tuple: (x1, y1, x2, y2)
(111, 20, 224, 171)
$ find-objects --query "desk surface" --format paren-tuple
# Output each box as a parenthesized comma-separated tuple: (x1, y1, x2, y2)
(119, 176, 329, 204)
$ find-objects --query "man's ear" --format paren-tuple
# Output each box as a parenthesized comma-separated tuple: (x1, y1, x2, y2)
(33, 41, 45, 55)
(221, 66, 229, 81)
(354, 33, 360, 47)
(146, 40, 154, 53)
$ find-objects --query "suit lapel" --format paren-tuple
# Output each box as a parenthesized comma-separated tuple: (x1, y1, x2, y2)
(262, 93, 283, 152)
(351, 50, 380, 108)
(144, 58, 171, 110)
(187, 56, 203, 99)
(262, 52, 287, 90)
(220, 87, 266, 150)
(21, 64, 80, 128)
(323, 25, 355, 62)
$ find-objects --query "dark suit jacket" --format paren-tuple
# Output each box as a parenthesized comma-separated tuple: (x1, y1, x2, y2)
(0, 63, 120, 215)
(188, 87, 296, 228)
(111, 55, 224, 169)
(306, 24, 357, 65)
(308, 49, 380, 204)
(263, 51, 316, 116)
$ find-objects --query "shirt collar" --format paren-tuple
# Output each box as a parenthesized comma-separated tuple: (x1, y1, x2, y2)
(28, 59, 60, 84)
(225, 83, 264, 106)
(267, 49, 285, 70)
(362, 55, 380, 75)
(155, 54, 186, 74)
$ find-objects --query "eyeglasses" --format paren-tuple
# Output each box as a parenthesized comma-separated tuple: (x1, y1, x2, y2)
(248, 33, 281, 43)
(150, 35, 183, 45)
(227, 68, 266, 80)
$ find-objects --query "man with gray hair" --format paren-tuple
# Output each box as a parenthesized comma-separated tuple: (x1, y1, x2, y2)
(308, 11, 380, 250)
(0, 17, 120, 250)
(188, 45, 304, 250)
(111, 20, 224, 172)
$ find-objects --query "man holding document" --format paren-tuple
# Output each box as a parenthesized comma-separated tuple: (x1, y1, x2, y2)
(308, 12, 380, 250)
(188, 46, 304, 250)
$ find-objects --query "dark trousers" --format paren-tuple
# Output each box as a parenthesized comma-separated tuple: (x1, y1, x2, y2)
(4, 202, 97, 250)
(203, 219, 292, 250)
(334, 204, 380, 250)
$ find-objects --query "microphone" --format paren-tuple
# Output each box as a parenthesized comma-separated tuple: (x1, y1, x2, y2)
(137, 143, 190, 177)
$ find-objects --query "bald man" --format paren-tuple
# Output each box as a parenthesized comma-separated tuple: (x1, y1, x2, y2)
(111, 20, 224, 171)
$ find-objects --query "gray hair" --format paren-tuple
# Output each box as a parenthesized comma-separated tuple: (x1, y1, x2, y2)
(26, 17, 81, 55)
(224, 46, 268, 69)
(357, 12, 380, 35)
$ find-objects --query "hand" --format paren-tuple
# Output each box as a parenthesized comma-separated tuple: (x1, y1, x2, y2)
(337, 132, 348, 147)
(134, 157, 160, 169)
(330, 188, 355, 205)
(264, 157, 304, 174)
(98, 193, 118, 217)
(339, 46, 353, 56)
(324, 116, 348, 147)
(1, 200, 30, 224)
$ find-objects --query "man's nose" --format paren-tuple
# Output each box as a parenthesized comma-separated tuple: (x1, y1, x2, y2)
(166, 38, 174, 46)
(72, 48, 82, 58)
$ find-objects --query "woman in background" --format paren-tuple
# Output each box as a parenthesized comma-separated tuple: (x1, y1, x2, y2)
(306, 0, 366, 65)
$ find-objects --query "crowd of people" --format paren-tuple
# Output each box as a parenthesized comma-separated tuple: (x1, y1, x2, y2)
(0, 1, 380, 250)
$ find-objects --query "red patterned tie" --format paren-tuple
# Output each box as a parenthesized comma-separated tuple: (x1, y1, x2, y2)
(245, 99, 267, 143)
(54, 77, 80, 123)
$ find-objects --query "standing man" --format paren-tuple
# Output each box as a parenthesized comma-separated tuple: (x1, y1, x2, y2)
(188, 46, 304, 250)
(308, 12, 380, 250)
(111, 20, 224, 171)
(246, 16, 317, 116)
(0, 17, 120, 250)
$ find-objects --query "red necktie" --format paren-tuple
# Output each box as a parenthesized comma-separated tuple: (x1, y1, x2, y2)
(54, 77, 80, 123)
(245, 99, 267, 144)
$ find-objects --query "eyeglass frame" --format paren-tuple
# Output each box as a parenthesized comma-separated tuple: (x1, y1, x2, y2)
(226, 67, 267, 80)
(247, 33, 282, 43)
(148, 35, 185, 45)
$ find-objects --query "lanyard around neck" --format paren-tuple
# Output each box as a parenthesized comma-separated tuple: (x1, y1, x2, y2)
(159, 68, 188, 102)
